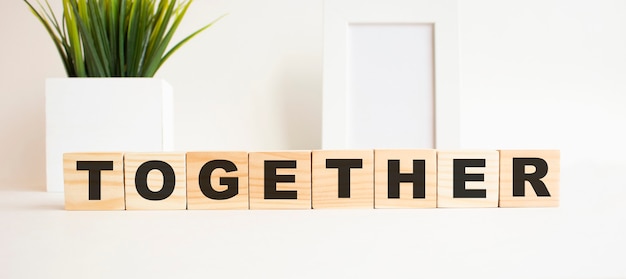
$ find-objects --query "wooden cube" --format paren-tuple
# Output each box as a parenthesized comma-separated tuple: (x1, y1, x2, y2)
(437, 150, 499, 208)
(374, 149, 437, 208)
(64, 153, 125, 210)
(312, 150, 374, 209)
(124, 153, 187, 210)
(187, 152, 249, 210)
(499, 150, 560, 207)
(249, 151, 311, 209)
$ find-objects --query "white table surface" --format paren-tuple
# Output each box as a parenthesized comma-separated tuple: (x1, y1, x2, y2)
(1, 160, 624, 279)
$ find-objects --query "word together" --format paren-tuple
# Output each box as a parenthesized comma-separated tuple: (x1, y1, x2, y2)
(63, 150, 560, 210)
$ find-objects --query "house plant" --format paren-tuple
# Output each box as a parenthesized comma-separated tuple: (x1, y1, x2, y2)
(25, 0, 222, 191)
(24, 0, 221, 77)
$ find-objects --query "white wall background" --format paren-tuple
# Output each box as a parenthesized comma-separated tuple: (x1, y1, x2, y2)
(1, 0, 625, 278)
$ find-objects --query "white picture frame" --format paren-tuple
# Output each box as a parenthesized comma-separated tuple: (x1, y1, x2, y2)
(322, 0, 459, 149)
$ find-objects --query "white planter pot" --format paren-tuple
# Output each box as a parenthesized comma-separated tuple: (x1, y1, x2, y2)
(46, 78, 174, 192)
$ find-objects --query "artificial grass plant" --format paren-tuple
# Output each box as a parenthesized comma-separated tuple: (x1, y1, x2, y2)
(24, 0, 222, 77)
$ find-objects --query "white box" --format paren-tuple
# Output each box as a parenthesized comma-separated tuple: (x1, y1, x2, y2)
(46, 78, 174, 192)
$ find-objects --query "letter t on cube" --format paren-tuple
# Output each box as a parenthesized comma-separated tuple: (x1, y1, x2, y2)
(64, 152, 125, 210)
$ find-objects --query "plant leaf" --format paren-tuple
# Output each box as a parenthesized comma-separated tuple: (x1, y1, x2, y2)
(158, 13, 226, 75)
(24, 0, 222, 78)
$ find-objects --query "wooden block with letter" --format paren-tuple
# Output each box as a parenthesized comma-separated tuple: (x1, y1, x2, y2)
(249, 151, 311, 209)
(374, 149, 437, 208)
(312, 150, 374, 209)
(499, 150, 560, 207)
(124, 153, 187, 210)
(187, 152, 249, 210)
(437, 150, 499, 208)
(64, 152, 125, 210)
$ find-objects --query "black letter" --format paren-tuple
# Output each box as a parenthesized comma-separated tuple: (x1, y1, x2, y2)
(135, 160, 176, 201)
(264, 160, 297, 199)
(326, 159, 363, 198)
(388, 160, 426, 199)
(198, 160, 239, 200)
(453, 159, 487, 198)
(512, 158, 550, 197)
(76, 161, 114, 200)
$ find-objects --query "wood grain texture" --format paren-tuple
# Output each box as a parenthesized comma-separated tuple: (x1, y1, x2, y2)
(124, 153, 187, 210)
(64, 153, 125, 210)
(249, 151, 311, 209)
(437, 150, 499, 208)
(187, 152, 249, 210)
(499, 150, 560, 207)
(374, 149, 437, 208)
(312, 150, 374, 209)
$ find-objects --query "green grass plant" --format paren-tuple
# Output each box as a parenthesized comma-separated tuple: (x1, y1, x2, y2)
(24, 0, 222, 77)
